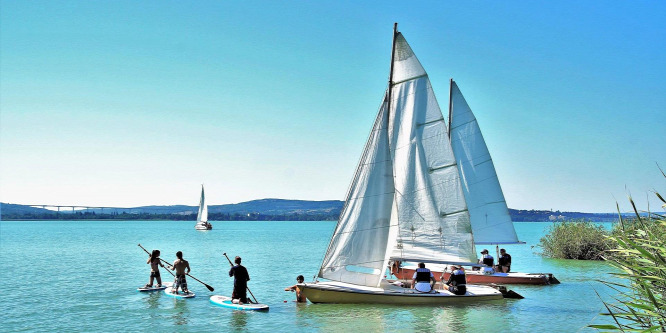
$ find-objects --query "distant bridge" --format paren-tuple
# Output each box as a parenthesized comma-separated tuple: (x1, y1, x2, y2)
(22, 204, 138, 214)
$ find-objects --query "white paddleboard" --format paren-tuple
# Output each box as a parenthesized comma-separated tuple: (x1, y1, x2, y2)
(137, 282, 172, 292)
(210, 295, 269, 311)
(164, 286, 196, 299)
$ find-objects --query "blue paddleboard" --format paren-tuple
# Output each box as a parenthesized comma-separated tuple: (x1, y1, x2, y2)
(210, 295, 269, 311)
(164, 286, 195, 299)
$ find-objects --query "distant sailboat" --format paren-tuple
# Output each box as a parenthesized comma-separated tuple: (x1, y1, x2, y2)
(298, 24, 509, 304)
(195, 185, 212, 231)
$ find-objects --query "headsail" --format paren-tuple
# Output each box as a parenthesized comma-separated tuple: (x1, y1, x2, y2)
(449, 81, 520, 244)
(197, 185, 208, 223)
(318, 95, 396, 287)
(387, 33, 478, 266)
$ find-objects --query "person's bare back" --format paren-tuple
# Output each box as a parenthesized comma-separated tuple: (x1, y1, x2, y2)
(172, 258, 190, 275)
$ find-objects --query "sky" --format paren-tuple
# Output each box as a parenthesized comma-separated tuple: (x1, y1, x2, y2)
(1, 1, 664, 213)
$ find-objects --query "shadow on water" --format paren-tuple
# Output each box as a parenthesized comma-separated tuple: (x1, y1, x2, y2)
(170, 300, 190, 326)
(229, 311, 249, 330)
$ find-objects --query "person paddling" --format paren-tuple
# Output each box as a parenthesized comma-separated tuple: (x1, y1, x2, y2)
(284, 275, 306, 303)
(229, 256, 251, 304)
(145, 249, 165, 288)
(411, 262, 437, 293)
(171, 251, 191, 294)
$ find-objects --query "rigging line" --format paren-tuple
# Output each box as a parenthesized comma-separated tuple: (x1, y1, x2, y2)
(345, 190, 396, 202)
(417, 118, 445, 127)
(449, 118, 476, 131)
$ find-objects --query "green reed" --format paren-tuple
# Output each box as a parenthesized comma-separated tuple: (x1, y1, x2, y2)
(589, 191, 666, 332)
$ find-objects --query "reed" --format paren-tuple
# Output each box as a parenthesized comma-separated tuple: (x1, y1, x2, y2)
(590, 193, 666, 331)
(538, 219, 612, 260)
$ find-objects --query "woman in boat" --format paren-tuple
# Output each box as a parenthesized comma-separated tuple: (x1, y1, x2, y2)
(444, 265, 467, 295)
(498, 249, 511, 273)
(411, 263, 437, 293)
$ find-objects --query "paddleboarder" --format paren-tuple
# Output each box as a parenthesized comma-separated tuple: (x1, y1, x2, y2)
(171, 251, 191, 294)
(229, 256, 250, 304)
(284, 275, 306, 303)
(145, 249, 165, 288)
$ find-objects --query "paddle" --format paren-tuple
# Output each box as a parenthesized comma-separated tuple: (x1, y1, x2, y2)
(138, 244, 215, 292)
(223, 252, 259, 304)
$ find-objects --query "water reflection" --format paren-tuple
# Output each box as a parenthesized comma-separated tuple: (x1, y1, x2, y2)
(170, 300, 190, 326)
(229, 311, 248, 330)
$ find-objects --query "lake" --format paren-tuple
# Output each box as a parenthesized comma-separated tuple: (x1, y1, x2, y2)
(0, 220, 618, 332)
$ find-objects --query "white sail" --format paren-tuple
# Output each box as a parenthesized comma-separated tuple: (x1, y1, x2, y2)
(449, 81, 520, 244)
(387, 33, 478, 266)
(319, 96, 395, 287)
(196, 185, 208, 223)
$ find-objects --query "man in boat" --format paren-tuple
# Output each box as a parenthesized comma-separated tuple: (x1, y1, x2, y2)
(145, 249, 165, 288)
(411, 262, 437, 293)
(444, 265, 467, 295)
(474, 249, 495, 274)
(497, 248, 512, 273)
(171, 251, 191, 294)
(229, 256, 251, 304)
(284, 275, 306, 303)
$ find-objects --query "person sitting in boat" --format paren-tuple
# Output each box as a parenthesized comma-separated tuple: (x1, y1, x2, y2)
(284, 275, 306, 303)
(145, 249, 165, 288)
(497, 248, 512, 273)
(444, 265, 467, 295)
(411, 262, 437, 293)
(171, 251, 191, 294)
(229, 256, 251, 304)
(478, 249, 495, 275)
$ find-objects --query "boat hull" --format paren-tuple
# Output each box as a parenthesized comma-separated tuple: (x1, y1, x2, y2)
(299, 282, 503, 305)
(195, 223, 212, 230)
(393, 267, 555, 285)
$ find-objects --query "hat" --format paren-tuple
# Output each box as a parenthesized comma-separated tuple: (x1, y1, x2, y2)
(481, 249, 489, 254)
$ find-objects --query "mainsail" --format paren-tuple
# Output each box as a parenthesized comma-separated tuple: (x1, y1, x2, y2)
(318, 29, 478, 288)
(196, 185, 208, 224)
(448, 81, 520, 245)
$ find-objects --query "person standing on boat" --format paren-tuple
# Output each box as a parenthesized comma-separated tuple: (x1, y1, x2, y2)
(411, 263, 437, 293)
(444, 266, 467, 295)
(284, 275, 306, 303)
(229, 256, 250, 304)
(145, 249, 165, 288)
(498, 249, 512, 273)
(170, 251, 191, 294)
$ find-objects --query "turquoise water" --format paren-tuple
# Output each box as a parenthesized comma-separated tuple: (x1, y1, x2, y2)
(0, 220, 618, 332)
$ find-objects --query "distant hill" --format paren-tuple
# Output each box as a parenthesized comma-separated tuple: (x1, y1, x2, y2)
(0, 200, 630, 222)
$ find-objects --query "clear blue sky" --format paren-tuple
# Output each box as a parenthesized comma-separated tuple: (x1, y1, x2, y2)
(1, 1, 664, 213)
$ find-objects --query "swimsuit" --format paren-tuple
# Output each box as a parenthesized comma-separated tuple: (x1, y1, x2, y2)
(173, 274, 188, 292)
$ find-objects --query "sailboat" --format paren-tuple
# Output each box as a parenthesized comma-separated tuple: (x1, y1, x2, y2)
(391, 80, 559, 285)
(298, 24, 507, 304)
(194, 185, 212, 231)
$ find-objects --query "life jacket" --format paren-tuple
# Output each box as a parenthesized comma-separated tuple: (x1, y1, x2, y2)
(482, 254, 494, 266)
(451, 269, 466, 286)
(415, 268, 432, 282)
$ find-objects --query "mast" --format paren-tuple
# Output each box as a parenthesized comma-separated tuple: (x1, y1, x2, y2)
(448, 78, 453, 137)
(387, 23, 398, 117)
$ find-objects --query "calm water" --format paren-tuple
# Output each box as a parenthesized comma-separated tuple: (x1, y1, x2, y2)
(0, 220, 618, 332)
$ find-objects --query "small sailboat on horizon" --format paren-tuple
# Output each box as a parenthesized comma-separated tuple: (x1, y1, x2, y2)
(299, 24, 511, 304)
(195, 185, 212, 231)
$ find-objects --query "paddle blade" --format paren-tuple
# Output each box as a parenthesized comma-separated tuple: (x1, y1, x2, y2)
(206, 284, 214, 292)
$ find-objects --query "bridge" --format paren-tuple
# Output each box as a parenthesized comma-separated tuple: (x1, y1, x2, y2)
(21, 204, 138, 214)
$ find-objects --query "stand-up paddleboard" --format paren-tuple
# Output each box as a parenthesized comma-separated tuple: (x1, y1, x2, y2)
(210, 295, 269, 311)
(137, 282, 172, 292)
(164, 286, 196, 299)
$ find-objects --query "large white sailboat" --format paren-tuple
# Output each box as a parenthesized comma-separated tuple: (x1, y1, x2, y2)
(392, 80, 558, 285)
(299, 24, 505, 304)
(194, 185, 212, 231)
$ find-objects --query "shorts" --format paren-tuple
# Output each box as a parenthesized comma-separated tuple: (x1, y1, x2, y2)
(173, 274, 188, 291)
(448, 285, 467, 295)
(414, 282, 432, 293)
(150, 271, 161, 278)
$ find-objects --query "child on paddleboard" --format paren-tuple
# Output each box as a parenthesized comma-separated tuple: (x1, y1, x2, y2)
(171, 251, 191, 294)
(145, 249, 165, 288)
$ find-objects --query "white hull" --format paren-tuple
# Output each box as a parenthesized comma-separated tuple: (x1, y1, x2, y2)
(195, 222, 212, 230)
(299, 281, 503, 304)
